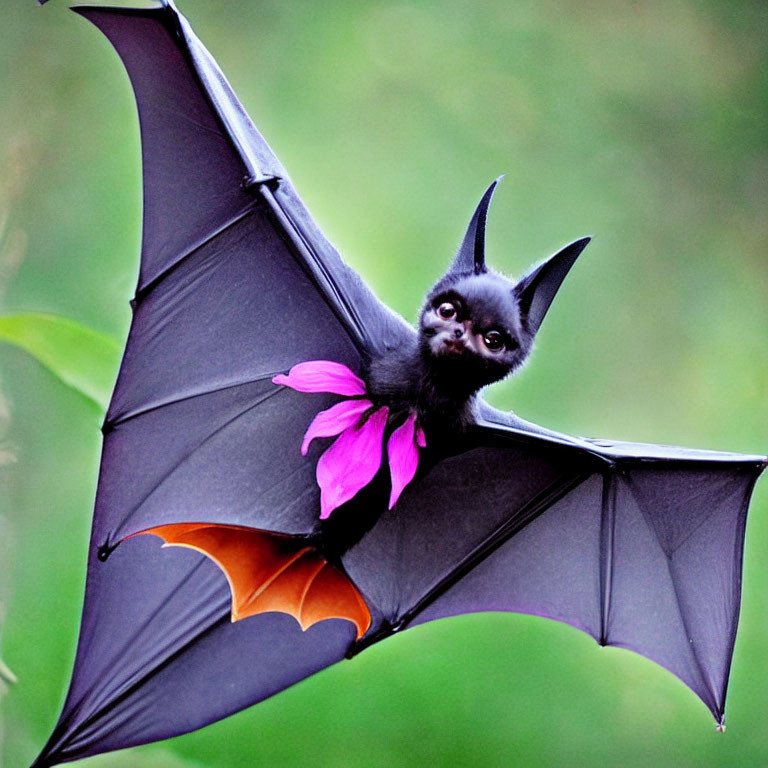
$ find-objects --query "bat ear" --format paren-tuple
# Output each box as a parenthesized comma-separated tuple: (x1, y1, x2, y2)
(514, 237, 591, 336)
(449, 178, 502, 276)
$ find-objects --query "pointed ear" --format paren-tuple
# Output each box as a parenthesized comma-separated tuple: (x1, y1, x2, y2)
(449, 178, 503, 275)
(514, 237, 591, 335)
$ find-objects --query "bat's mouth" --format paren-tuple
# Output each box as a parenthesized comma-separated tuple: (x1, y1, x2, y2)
(432, 337, 467, 356)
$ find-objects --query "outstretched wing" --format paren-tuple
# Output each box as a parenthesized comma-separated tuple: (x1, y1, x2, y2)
(35, 2, 410, 766)
(85, 0, 413, 546)
(341, 403, 766, 728)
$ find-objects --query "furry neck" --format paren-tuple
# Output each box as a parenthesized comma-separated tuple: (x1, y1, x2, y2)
(365, 339, 479, 433)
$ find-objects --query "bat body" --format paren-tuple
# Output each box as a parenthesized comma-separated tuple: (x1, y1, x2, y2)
(132, 177, 591, 638)
(31, 2, 766, 766)
(139, 215, 588, 639)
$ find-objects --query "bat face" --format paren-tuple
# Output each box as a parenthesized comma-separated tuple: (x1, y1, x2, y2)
(419, 271, 532, 391)
(407, 179, 585, 405)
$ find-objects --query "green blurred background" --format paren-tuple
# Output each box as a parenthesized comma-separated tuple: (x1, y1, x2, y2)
(1, 0, 766, 766)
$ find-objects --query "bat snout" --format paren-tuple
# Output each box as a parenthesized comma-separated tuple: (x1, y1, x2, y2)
(430, 333, 468, 357)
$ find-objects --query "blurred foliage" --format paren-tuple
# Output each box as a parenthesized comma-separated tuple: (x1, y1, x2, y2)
(0, 658, 18, 696)
(1, 0, 766, 767)
(0, 313, 120, 411)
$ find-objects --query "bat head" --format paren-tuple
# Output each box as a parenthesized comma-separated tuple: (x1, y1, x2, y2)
(419, 180, 591, 392)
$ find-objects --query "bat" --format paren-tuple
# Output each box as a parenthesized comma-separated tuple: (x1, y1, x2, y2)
(31, 1, 766, 766)
(131, 179, 587, 641)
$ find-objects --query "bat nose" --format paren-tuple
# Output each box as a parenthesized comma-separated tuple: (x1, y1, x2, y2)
(453, 327, 464, 339)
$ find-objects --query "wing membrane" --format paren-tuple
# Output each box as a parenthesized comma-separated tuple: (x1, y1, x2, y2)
(138, 524, 371, 638)
(349, 413, 764, 726)
(37, 4, 403, 764)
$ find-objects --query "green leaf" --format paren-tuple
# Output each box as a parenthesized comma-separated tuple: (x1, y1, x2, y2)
(0, 313, 121, 411)
(0, 656, 17, 690)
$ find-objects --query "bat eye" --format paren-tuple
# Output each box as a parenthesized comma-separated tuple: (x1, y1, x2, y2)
(437, 302, 456, 320)
(482, 330, 505, 352)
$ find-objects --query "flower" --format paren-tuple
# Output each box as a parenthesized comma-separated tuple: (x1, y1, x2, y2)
(273, 360, 426, 518)
(386, 412, 427, 510)
(272, 361, 366, 396)
(315, 406, 389, 519)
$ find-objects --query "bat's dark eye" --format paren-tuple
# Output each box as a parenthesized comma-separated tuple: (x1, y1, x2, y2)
(482, 330, 505, 352)
(437, 302, 456, 320)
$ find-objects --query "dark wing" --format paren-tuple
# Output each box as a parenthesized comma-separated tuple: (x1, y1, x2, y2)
(88, 0, 413, 545)
(341, 401, 766, 728)
(35, 2, 411, 766)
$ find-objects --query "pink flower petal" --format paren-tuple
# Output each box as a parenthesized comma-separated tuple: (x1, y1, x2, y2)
(301, 399, 373, 456)
(387, 412, 423, 509)
(316, 406, 389, 519)
(416, 425, 427, 448)
(272, 360, 367, 396)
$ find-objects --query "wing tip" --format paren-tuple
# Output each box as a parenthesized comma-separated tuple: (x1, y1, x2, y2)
(71, 2, 173, 23)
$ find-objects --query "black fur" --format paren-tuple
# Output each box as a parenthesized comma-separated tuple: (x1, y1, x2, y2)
(365, 268, 534, 437)
(321, 195, 589, 552)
